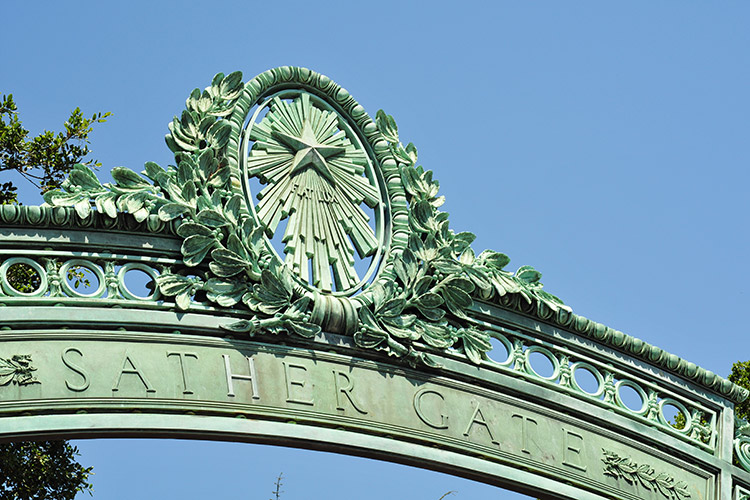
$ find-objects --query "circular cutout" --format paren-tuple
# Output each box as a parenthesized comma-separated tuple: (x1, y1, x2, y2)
(1, 258, 47, 296)
(240, 90, 388, 297)
(118, 263, 160, 300)
(615, 380, 648, 414)
(486, 333, 512, 366)
(60, 260, 105, 298)
(659, 398, 691, 432)
(525, 346, 559, 381)
(570, 361, 604, 397)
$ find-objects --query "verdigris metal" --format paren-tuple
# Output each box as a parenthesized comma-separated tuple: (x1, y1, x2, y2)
(601, 450, 691, 499)
(0, 355, 39, 386)
(43, 67, 564, 369)
(0, 66, 748, 499)
(0, 329, 724, 500)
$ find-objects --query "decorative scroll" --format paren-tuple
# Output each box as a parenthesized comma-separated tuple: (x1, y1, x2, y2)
(735, 417, 750, 473)
(0, 355, 40, 386)
(601, 449, 690, 499)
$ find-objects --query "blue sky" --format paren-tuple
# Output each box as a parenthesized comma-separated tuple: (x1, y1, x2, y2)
(2, 1, 749, 498)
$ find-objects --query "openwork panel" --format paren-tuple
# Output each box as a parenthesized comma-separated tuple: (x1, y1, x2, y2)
(0, 251, 172, 305)
(466, 322, 718, 453)
(2, 66, 747, 499)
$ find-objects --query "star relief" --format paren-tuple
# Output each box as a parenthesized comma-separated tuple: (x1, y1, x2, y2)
(244, 93, 382, 294)
(273, 122, 345, 187)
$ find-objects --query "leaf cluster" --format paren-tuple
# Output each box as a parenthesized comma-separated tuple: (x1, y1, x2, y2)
(45, 71, 322, 342)
(730, 361, 750, 421)
(0, 441, 92, 500)
(356, 111, 569, 367)
(601, 450, 690, 499)
(0, 93, 110, 204)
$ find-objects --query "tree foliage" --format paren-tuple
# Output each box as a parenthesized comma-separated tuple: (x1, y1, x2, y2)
(730, 361, 750, 421)
(0, 93, 110, 204)
(0, 441, 92, 499)
(0, 94, 101, 498)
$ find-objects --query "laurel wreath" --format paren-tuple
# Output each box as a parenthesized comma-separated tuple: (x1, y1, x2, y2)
(45, 69, 568, 369)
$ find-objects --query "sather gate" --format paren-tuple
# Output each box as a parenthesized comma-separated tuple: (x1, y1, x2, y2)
(1, 67, 749, 499)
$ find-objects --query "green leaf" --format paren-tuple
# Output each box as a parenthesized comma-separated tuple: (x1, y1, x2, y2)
(478, 250, 511, 270)
(401, 167, 422, 197)
(175, 290, 192, 310)
(415, 292, 443, 309)
(68, 165, 102, 190)
(286, 296, 311, 315)
(212, 248, 249, 267)
(375, 109, 398, 143)
(181, 180, 197, 206)
(394, 146, 414, 165)
(413, 276, 434, 296)
(405, 142, 418, 164)
(454, 231, 476, 246)
(211, 73, 225, 88)
(203, 277, 244, 294)
(443, 284, 473, 308)
(356, 304, 378, 328)
(226, 233, 250, 260)
(43, 190, 87, 207)
(207, 120, 232, 149)
(224, 195, 242, 224)
(177, 222, 213, 238)
(379, 297, 405, 317)
(156, 274, 195, 296)
(409, 200, 433, 233)
(257, 269, 291, 302)
(220, 319, 256, 334)
(416, 306, 446, 321)
(393, 248, 417, 287)
(117, 191, 149, 214)
(177, 160, 196, 185)
(354, 328, 388, 349)
(466, 267, 493, 292)
(432, 259, 462, 275)
(219, 71, 244, 99)
(516, 265, 542, 284)
(181, 235, 215, 266)
(286, 320, 321, 338)
(381, 322, 418, 340)
(95, 192, 118, 218)
(207, 165, 230, 188)
(197, 90, 212, 114)
(459, 247, 475, 266)
(112, 167, 150, 189)
(209, 248, 250, 277)
(132, 206, 150, 222)
(444, 276, 474, 294)
(74, 198, 91, 219)
(158, 203, 188, 221)
(198, 149, 215, 178)
(204, 278, 245, 306)
(417, 321, 454, 348)
(196, 209, 227, 228)
(459, 327, 492, 365)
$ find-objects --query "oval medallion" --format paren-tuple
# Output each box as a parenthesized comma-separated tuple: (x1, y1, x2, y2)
(241, 90, 387, 296)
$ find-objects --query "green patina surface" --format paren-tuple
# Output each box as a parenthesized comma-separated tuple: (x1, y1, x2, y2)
(1, 66, 749, 499)
(37, 67, 747, 401)
(0, 331, 716, 500)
